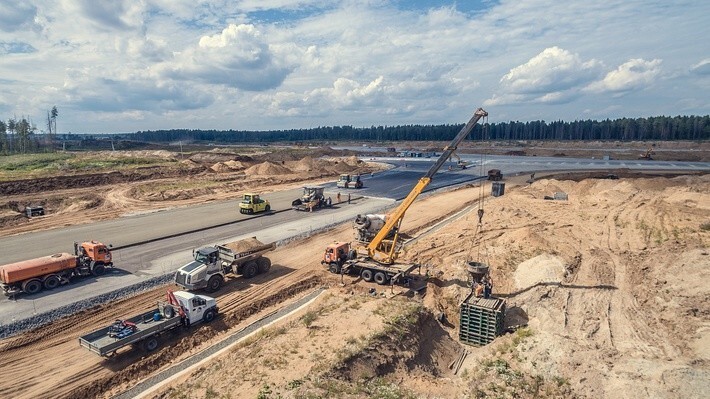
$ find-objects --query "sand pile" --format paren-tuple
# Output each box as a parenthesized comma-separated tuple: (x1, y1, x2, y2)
(100, 150, 177, 160)
(220, 237, 267, 253)
(210, 163, 232, 172)
(513, 253, 566, 289)
(343, 156, 361, 166)
(289, 156, 320, 172)
(223, 160, 245, 170)
(244, 161, 292, 176)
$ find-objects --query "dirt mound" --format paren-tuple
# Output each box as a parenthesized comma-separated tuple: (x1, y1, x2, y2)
(188, 152, 253, 164)
(220, 237, 267, 253)
(0, 167, 204, 196)
(288, 156, 321, 172)
(223, 160, 245, 170)
(209, 162, 232, 172)
(343, 155, 361, 167)
(244, 161, 292, 176)
(100, 150, 176, 160)
(513, 253, 566, 289)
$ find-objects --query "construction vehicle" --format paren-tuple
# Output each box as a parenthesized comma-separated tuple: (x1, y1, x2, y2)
(239, 193, 271, 214)
(174, 237, 275, 292)
(292, 186, 331, 211)
(0, 240, 113, 297)
(487, 169, 503, 181)
(79, 290, 218, 357)
(639, 146, 655, 160)
(448, 152, 469, 170)
(337, 174, 363, 189)
(323, 108, 489, 285)
(353, 214, 392, 243)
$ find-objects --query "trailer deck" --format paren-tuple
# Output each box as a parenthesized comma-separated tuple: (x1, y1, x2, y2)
(79, 305, 181, 357)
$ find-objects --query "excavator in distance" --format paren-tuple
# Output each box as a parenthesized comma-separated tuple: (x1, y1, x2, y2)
(322, 108, 489, 285)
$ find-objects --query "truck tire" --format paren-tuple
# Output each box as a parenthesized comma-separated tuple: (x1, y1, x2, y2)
(348, 249, 357, 260)
(23, 279, 42, 295)
(257, 257, 271, 274)
(203, 309, 216, 323)
(91, 263, 106, 276)
(243, 261, 258, 279)
(163, 305, 176, 319)
(374, 272, 388, 285)
(143, 337, 159, 352)
(265, 205, 271, 212)
(329, 263, 341, 274)
(361, 269, 373, 282)
(207, 275, 223, 292)
(43, 275, 61, 290)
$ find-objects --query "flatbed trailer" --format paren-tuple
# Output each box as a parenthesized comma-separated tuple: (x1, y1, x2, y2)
(79, 291, 218, 357)
(79, 304, 182, 357)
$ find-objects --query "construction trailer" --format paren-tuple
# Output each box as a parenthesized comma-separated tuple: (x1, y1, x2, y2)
(459, 293, 506, 346)
(491, 182, 505, 197)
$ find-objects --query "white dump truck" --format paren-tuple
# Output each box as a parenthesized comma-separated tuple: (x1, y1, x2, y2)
(79, 290, 218, 357)
(174, 237, 275, 292)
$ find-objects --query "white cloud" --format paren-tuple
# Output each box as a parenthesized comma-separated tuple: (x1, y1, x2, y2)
(0, 0, 708, 132)
(485, 47, 602, 106)
(157, 24, 294, 91)
(585, 58, 662, 94)
(690, 59, 710, 75)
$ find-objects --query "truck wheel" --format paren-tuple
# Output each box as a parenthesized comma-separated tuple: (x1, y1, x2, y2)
(207, 275, 223, 292)
(361, 269, 373, 282)
(328, 263, 340, 274)
(23, 279, 42, 295)
(163, 305, 176, 319)
(143, 337, 159, 352)
(374, 272, 388, 285)
(43, 275, 61, 290)
(348, 249, 357, 260)
(91, 263, 106, 276)
(203, 309, 216, 323)
(265, 205, 271, 212)
(243, 261, 258, 279)
(257, 257, 271, 273)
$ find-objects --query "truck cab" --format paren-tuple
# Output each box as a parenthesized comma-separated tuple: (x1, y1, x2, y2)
(175, 247, 222, 291)
(239, 193, 271, 214)
(172, 291, 218, 324)
(322, 242, 354, 273)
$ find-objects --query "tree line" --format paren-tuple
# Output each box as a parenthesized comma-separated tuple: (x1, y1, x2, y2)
(134, 115, 709, 143)
(0, 107, 58, 155)
(1, 113, 708, 155)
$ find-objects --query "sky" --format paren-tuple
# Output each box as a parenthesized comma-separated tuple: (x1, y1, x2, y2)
(0, 0, 708, 134)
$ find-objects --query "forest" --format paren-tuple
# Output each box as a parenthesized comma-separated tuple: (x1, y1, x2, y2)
(132, 115, 709, 143)
(0, 114, 708, 154)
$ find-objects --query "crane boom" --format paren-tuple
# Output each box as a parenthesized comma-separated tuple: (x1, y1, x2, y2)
(366, 107, 488, 264)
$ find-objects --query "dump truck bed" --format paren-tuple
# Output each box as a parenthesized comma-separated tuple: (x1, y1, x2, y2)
(216, 238, 275, 264)
(79, 306, 181, 357)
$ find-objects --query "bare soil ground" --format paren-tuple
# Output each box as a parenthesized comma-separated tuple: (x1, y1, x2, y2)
(0, 144, 707, 399)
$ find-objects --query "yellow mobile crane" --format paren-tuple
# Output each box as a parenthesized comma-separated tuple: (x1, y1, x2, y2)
(322, 108, 488, 285)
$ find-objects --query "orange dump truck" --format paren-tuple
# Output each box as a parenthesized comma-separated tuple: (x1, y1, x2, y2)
(0, 240, 113, 297)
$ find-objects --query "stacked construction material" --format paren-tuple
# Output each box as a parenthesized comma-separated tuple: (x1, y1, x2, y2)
(459, 293, 506, 346)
